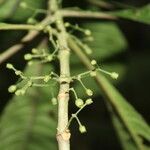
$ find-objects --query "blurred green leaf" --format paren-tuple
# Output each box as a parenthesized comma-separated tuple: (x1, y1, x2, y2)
(107, 103, 138, 150)
(0, 63, 58, 150)
(0, 0, 46, 22)
(112, 4, 150, 24)
(83, 22, 127, 61)
(97, 73, 150, 150)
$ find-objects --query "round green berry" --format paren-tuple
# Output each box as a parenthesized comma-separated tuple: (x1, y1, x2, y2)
(8, 85, 17, 93)
(75, 99, 84, 108)
(85, 29, 91, 36)
(79, 125, 87, 133)
(51, 97, 57, 105)
(91, 60, 97, 65)
(85, 98, 93, 105)
(6, 63, 13, 69)
(24, 54, 32, 60)
(111, 72, 119, 79)
(90, 71, 96, 77)
(44, 75, 51, 82)
(46, 55, 53, 62)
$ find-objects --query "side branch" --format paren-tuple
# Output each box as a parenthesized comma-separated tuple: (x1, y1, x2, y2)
(61, 10, 117, 20)
(0, 24, 43, 31)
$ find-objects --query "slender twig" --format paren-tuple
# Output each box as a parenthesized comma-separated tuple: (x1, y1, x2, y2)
(0, 24, 43, 31)
(50, 0, 71, 150)
(67, 103, 88, 128)
(0, 31, 38, 64)
(61, 10, 117, 20)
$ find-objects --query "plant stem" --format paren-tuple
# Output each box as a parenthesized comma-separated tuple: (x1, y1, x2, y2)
(50, 0, 71, 150)
(61, 10, 117, 20)
(0, 24, 43, 30)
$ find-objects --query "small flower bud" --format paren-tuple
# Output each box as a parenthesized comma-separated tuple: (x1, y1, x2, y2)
(24, 54, 32, 60)
(56, 20, 61, 24)
(65, 22, 70, 27)
(8, 85, 17, 93)
(27, 81, 32, 87)
(6, 63, 13, 69)
(84, 29, 91, 36)
(20, 2, 27, 8)
(32, 48, 38, 54)
(91, 60, 97, 65)
(90, 71, 96, 77)
(75, 99, 84, 108)
(86, 89, 93, 96)
(79, 125, 87, 133)
(46, 55, 53, 62)
(51, 97, 57, 105)
(43, 75, 51, 82)
(27, 18, 37, 24)
(85, 47, 92, 55)
(111, 72, 119, 79)
(85, 98, 93, 105)
(15, 71, 22, 76)
(28, 61, 33, 66)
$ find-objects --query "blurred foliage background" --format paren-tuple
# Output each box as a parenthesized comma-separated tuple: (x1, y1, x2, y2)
(0, 0, 150, 150)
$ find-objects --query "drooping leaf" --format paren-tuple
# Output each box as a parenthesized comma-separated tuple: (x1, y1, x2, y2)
(95, 73, 150, 150)
(107, 103, 138, 150)
(0, 63, 58, 150)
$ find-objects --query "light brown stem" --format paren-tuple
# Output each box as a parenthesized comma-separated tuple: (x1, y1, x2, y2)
(50, 0, 71, 150)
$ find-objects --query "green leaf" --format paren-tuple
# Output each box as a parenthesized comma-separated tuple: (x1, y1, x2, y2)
(107, 103, 138, 150)
(96, 73, 150, 150)
(83, 22, 127, 61)
(0, 63, 58, 150)
(112, 4, 150, 24)
(0, 0, 46, 22)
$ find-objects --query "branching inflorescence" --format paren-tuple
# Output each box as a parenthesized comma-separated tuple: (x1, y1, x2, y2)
(4, 1, 119, 150)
